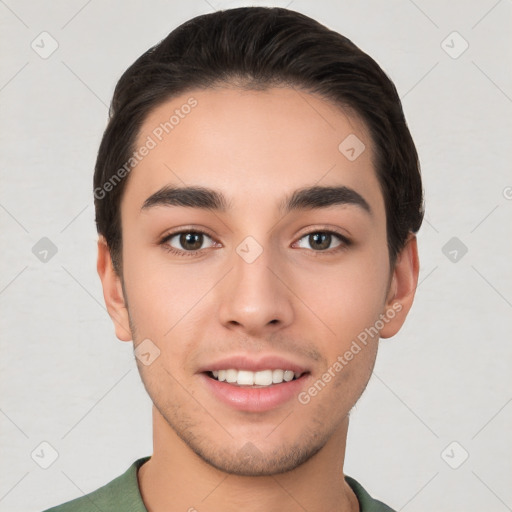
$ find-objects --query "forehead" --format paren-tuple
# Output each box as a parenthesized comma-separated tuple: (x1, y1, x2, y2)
(122, 87, 384, 218)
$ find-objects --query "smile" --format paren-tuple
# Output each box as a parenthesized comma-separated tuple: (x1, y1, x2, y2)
(208, 369, 302, 387)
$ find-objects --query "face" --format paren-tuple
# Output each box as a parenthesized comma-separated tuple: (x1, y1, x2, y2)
(99, 87, 417, 476)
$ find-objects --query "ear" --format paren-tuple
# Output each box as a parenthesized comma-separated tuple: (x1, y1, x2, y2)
(379, 233, 420, 339)
(96, 236, 132, 342)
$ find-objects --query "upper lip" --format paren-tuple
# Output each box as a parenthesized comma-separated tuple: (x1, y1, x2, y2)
(197, 354, 310, 375)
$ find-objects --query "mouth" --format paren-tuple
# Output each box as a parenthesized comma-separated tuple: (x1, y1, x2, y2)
(198, 355, 311, 411)
(200, 361, 311, 412)
(205, 368, 305, 387)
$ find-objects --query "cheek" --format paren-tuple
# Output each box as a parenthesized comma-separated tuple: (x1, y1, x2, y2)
(295, 253, 390, 346)
(121, 243, 219, 360)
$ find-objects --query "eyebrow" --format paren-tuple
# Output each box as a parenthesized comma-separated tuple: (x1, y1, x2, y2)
(141, 185, 371, 215)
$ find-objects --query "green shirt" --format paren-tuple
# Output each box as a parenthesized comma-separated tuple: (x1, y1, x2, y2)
(42, 456, 395, 512)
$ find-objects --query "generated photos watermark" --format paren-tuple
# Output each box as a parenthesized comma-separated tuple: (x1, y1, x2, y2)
(298, 302, 402, 405)
(94, 97, 198, 200)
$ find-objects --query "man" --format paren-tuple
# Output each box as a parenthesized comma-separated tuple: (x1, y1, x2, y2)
(45, 6, 423, 512)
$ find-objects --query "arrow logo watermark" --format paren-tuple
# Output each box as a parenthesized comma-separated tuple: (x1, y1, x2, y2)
(236, 236, 263, 264)
(134, 338, 161, 366)
(441, 31, 469, 59)
(30, 31, 59, 59)
(31, 441, 59, 469)
(441, 441, 469, 469)
(338, 134, 366, 162)
(442, 236, 468, 263)
(32, 237, 58, 263)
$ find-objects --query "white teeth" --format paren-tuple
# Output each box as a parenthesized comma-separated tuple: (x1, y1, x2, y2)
(225, 369, 238, 383)
(210, 369, 301, 386)
(254, 370, 273, 386)
(237, 370, 254, 386)
(272, 369, 284, 383)
(283, 370, 294, 382)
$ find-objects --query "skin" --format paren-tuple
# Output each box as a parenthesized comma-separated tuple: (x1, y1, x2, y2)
(97, 87, 419, 512)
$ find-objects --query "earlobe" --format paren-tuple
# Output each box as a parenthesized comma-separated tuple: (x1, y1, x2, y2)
(96, 237, 132, 342)
(379, 234, 420, 339)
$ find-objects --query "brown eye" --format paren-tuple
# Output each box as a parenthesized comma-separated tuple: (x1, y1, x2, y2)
(181, 233, 203, 250)
(309, 233, 331, 250)
(296, 231, 345, 251)
(165, 231, 214, 252)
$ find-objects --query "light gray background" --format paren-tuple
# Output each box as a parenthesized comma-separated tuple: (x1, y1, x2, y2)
(1, 1, 511, 511)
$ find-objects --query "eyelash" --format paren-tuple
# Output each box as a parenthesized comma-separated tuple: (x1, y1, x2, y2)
(159, 228, 352, 257)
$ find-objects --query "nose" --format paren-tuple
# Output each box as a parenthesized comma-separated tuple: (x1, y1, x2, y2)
(217, 242, 294, 337)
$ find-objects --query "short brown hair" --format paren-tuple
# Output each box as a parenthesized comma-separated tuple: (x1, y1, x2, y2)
(93, 6, 424, 272)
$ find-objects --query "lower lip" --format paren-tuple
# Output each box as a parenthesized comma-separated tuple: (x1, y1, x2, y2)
(201, 373, 309, 412)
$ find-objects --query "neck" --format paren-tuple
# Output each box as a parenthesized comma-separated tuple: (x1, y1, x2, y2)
(137, 406, 358, 512)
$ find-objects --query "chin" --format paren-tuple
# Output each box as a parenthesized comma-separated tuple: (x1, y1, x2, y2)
(192, 439, 325, 476)
(169, 416, 332, 477)
(151, 382, 344, 477)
